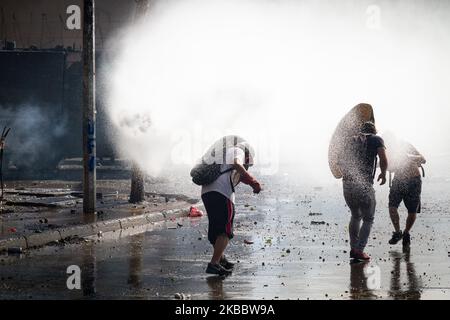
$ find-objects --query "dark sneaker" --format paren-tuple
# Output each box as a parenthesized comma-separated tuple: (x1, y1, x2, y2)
(350, 249, 371, 261)
(220, 256, 235, 270)
(206, 263, 232, 276)
(389, 231, 403, 245)
(402, 232, 411, 248)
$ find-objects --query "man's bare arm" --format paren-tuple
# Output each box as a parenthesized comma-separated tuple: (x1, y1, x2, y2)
(377, 147, 388, 185)
(233, 158, 249, 176)
(233, 158, 262, 193)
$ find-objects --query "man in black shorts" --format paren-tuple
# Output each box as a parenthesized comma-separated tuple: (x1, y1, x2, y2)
(385, 135, 426, 248)
(201, 141, 262, 276)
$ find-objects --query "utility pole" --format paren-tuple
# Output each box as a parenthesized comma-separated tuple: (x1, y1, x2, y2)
(83, 0, 96, 214)
(129, 0, 151, 204)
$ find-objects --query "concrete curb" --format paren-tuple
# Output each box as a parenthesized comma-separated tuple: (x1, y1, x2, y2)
(0, 205, 192, 253)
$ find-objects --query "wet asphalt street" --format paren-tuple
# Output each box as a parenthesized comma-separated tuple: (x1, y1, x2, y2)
(1, 176, 450, 300)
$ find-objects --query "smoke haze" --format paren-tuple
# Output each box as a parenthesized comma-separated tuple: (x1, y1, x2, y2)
(1, 104, 67, 169)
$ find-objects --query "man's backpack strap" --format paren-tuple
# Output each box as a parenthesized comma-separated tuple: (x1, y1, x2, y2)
(389, 171, 392, 188)
(220, 167, 235, 175)
(420, 165, 425, 178)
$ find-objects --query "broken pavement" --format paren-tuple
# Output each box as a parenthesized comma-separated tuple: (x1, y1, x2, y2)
(0, 180, 199, 253)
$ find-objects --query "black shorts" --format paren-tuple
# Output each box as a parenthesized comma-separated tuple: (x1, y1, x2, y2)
(201, 192, 235, 245)
(389, 176, 422, 214)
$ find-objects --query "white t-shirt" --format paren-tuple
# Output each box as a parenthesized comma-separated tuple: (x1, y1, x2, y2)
(201, 147, 245, 203)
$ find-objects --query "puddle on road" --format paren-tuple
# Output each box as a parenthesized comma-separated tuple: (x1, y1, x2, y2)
(1, 182, 450, 300)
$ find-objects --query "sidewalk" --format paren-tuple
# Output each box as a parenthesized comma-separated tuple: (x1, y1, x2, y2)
(0, 179, 199, 253)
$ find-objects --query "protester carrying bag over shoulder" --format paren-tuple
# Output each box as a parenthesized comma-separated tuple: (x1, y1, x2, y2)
(191, 135, 262, 276)
(190, 135, 261, 191)
(383, 132, 426, 248)
(339, 121, 388, 262)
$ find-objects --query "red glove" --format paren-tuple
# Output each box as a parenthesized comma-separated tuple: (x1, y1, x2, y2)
(239, 170, 262, 194)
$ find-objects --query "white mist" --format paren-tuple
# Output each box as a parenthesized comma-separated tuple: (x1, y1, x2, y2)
(103, 0, 450, 182)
